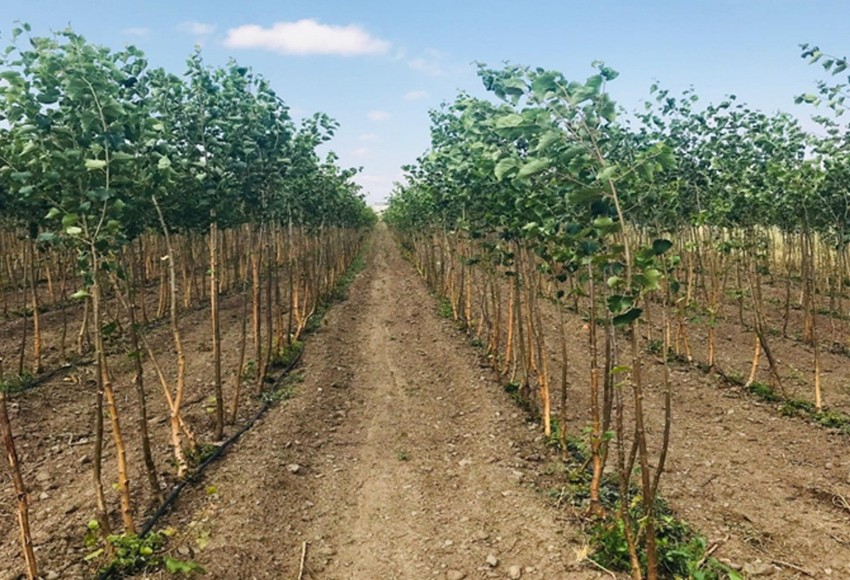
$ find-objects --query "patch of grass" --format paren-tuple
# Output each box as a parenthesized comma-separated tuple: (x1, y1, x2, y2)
(816, 408, 849, 429)
(437, 298, 454, 319)
(723, 371, 745, 386)
(747, 381, 781, 403)
(187, 442, 218, 467)
(779, 397, 815, 417)
(546, 418, 565, 449)
(397, 450, 410, 461)
(532, 430, 730, 578)
(646, 339, 663, 355)
(743, 380, 850, 433)
(817, 306, 850, 321)
(828, 341, 850, 356)
(0, 371, 36, 394)
(270, 340, 303, 369)
(259, 371, 302, 404)
(778, 396, 850, 433)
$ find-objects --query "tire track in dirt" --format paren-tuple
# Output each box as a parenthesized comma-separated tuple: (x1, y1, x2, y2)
(154, 225, 604, 579)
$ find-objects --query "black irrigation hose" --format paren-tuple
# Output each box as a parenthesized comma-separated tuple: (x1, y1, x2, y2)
(93, 240, 367, 579)
(13, 360, 94, 394)
(96, 347, 305, 580)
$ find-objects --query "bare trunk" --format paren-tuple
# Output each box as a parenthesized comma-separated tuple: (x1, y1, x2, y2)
(0, 363, 38, 579)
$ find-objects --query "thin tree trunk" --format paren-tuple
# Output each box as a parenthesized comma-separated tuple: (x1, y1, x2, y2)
(210, 218, 224, 440)
(153, 196, 191, 477)
(0, 362, 38, 580)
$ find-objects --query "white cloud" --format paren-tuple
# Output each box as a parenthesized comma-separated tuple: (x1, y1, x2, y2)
(424, 48, 448, 59)
(223, 19, 390, 56)
(392, 47, 408, 61)
(179, 21, 216, 35)
(359, 132, 380, 142)
(404, 90, 429, 101)
(352, 147, 371, 158)
(123, 27, 152, 37)
(367, 110, 391, 122)
(408, 57, 445, 77)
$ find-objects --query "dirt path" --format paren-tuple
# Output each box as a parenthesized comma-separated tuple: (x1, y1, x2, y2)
(154, 226, 601, 579)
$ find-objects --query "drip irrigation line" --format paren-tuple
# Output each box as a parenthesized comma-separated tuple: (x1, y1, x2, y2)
(97, 347, 304, 580)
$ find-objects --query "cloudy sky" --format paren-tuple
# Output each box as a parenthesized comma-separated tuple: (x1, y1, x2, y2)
(2, 0, 849, 204)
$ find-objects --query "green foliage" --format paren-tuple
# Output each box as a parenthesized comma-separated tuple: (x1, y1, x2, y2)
(271, 340, 303, 369)
(437, 298, 454, 318)
(241, 359, 257, 383)
(164, 557, 205, 575)
(84, 521, 203, 576)
(747, 382, 781, 403)
(0, 371, 35, 394)
(0, 24, 373, 296)
(590, 498, 737, 579)
(259, 372, 300, 404)
(778, 397, 850, 432)
(779, 398, 816, 416)
(187, 443, 218, 467)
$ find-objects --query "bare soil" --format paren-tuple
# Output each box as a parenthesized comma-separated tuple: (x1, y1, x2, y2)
(141, 227, 602, 579)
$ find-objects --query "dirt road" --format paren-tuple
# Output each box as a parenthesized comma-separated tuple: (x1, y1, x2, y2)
(156, 225, 601, 579)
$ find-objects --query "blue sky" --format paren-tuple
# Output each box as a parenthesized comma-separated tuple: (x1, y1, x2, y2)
(2, 0, 848, 204)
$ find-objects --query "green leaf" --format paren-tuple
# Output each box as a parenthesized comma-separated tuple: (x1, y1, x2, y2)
(651, 238, 673, 255)
(536, 131, 561, 153)
(516, 158, 549, 179)
(640, 268, 663, 291)
(613, 308, 642, 326)
(164, 556, 205, 574)
(158, 156, 172, 170)
(494, 158, 519, 181)
(62, 213, 78, 228)
(84, 159, 107, 171)
(606, 294, 633, 313)
(531, 72, 559, 100)
(596, 166, 617, 182)
(570, 188, 604, 205)
(45, 207, 61, 220)
(71, 289, 90, 300)
(494, 113, 524, 129)
(65, 226, 83, 236)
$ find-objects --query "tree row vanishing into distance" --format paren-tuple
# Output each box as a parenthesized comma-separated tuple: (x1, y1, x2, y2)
(386, 48, 850, 578)
(0, 25, 374, 577)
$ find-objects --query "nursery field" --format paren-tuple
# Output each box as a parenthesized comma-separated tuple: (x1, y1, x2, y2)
(4, 223, 850, 579)
(4, 20, 850, 580)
